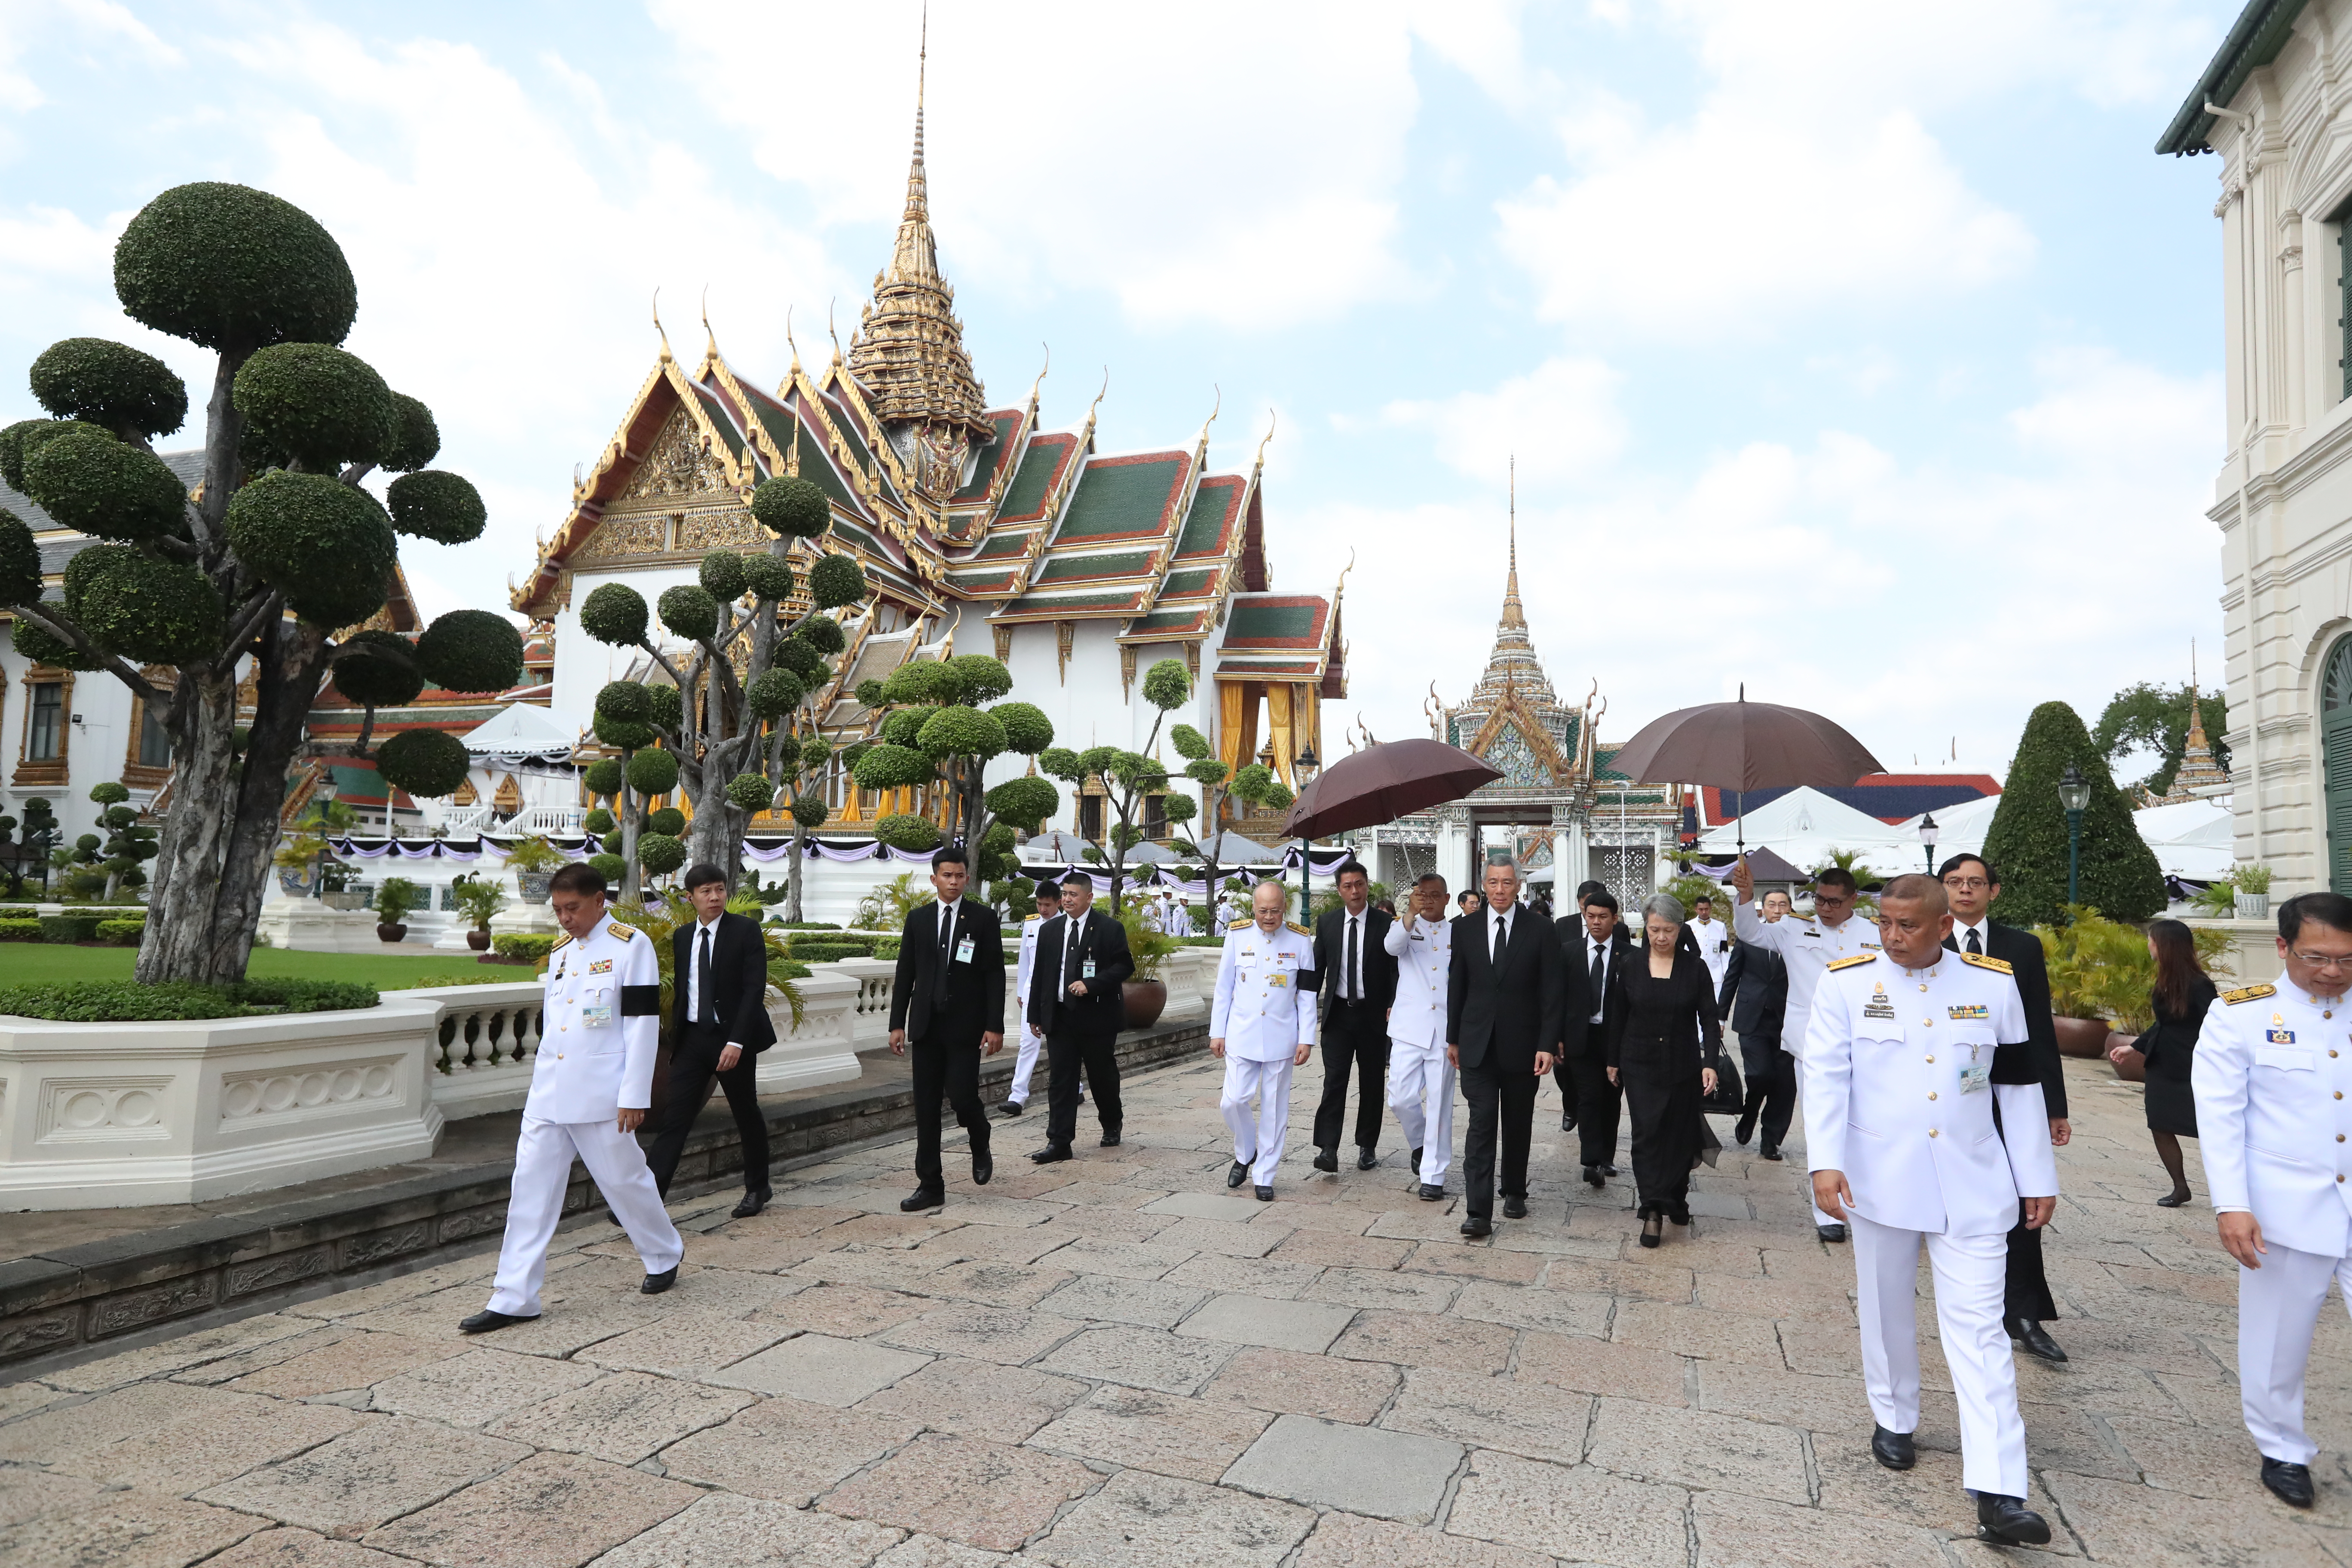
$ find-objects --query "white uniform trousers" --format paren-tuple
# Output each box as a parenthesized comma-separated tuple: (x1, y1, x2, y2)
(1785, 1004, 1839, 1230)
(2237, 1241, 2352, 1466)
(1386, 1037, 1456, 1184)
(1221, 1056, 1295, 1186)
(488, 1116, 684, 1317)
(1007, 1027, 1081, 1108)
(1850, 1212, 2027, 1497)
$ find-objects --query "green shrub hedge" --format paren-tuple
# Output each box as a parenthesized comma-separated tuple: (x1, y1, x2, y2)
(770, 919, 840, 930)
(39, 914, 102, 943)
(787, 942, 865, 965)
(768, 959, 812, 984)
(0, 906, 35, 919)
(96, 919, 145, 945)
(0, 919, 40, 942)
(493, 933, 557, 962)
(0, 978, 380, 1021)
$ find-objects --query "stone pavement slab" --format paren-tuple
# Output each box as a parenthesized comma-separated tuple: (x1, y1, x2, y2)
(358, 1449, 697, 1566)
(658, 1397, 923, 1505)
(1037, 1323, 1234, 1393)
(709, 1332, 931, 1403)
(1033, 1467, 1315, 1568)
(819, 1430, 1098, 1551)
(1222, 1411, 1462, 1523)
(485, 1369, 752, 1463)
(854, 1355, 1089, 1442)
(1030, 1385, 1274, 1482)
(1176, 1292, 1355, 1353)
(1293, 1511, 1558, 1568)
(195, 1415, 533, 1537)
(0, 1490, 264, 1568)
(217, 1330, 466, 1398)
(369, 1346, 604, 1427)
(1035, 1272, 1208, 1327)
(1585, 1396, 1813, 1504)
(206, 1526, 418, 1566)
(1445, 1449, 1691, 1567)
(1199, 1344, 1401, 1424)
(57, 1389, 361, 1495)
(596, 1492, 905, 1567)
(1380, 1366, 1593, 1465)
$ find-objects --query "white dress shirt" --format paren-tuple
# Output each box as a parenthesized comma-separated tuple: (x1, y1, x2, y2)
(1949, 915, 1991, 956)
(1338, 909, 1367, 999)
(686, 913, 735, 1044)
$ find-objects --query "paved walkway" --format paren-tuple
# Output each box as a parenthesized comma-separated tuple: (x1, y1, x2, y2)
(1, 1049, 2346, 1566)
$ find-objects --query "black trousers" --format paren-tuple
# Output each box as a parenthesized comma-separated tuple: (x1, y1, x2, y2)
(1737, 1035, 1795, 1149)
(646, 1020, 769, 1197)
(2006, 1204, 2058, 1322)
(910, 1022, 991, 1194)
(1313, 1000, 1390, 1152)
(1459, 1058, 1538, 1219)
(1553, 1054, 1579, 1124)
(1558, 1044, 1620, 1169)
(1046, 1029, 1121, 1149)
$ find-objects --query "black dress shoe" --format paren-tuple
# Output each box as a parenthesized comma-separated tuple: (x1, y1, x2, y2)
(1817, 1223, 1848, 1243)
(1733, 1115, 1756, 1147)
(1602, 1164, 1620, 1177)
(994, 1100, 1024, 1118)
(900, 1188, 946, 1212)
(1313, 1147, 1339, 1173)
(1099, 1131, 1121, 1148)
(1255, 1185, 1275, 1202)
(608, 1207, 625, 1225)
(1228, 1160, 1250, 1189)
(2156, 1189, 2191, 1207)
(2008, 1317, 2067, 1362)
(1418, 1183, 1444, 1201)
(1758, 1145, 1783, 1161)
(732, 1187, 770, 1219)
(2262, 1457, 2316, 1508)
(972, 1151, 993, 1186)
(1461, 1216, 1492, 1238)
(1870, 1424, 1916, 1470)
(1409, 1146, 1423, 1174)
(459, 1308, 538, 1334)
(1357, 1148, 1379, 1171)
(1973, 1492, 2051, 1547)
(641, 1266, 678, 1295)
(1561, 1112, 1577, 1133)
(1502, 1196, 1528, 1219)
(1583, 1165, 1605, 1189)
(1030, 1145, 1073, 1164)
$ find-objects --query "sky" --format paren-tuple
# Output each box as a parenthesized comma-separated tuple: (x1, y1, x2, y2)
(0, 0, 2245, 784)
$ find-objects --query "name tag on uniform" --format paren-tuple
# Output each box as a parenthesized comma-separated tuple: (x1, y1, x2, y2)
(954, 936, 974, 964)
(1958, 1062, 1991, 1094)
(1862, 1003, 1897, 1020)
(1269, 974, 1287, 988)
(1082, 958, 1096, 980)
(583, 988, 612, 1027)
(1948, 1004, 1989, 1020)
(2268, 1028, 2297, 1045)
(1860, 942, 1882, 952)
(588, 959, 612, 975)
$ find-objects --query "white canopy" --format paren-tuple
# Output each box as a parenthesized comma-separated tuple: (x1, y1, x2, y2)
(1697, 786, 1918, 871)
(2132, 798, 2235, 881)
(458, 703, 580, 760)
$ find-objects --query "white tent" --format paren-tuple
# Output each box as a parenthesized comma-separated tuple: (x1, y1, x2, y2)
(1894, 793, 2003, 866)
(1697, 786, 1916, 870)
(2133, 799, 2235, 881)
(458, 703, 581, 763)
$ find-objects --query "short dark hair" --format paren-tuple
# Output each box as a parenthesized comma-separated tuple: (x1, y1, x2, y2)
(549, 862, 606, 897)
(931, 845, 969, 871)
(2280, 891, 2352, 943)
(683, 863, 727, 892)
(1335, 861, 1368, 884)
(1574, 879, 1607, 903)
(1937, 852, 1997, 884)
(1813, 868, 1859, 896)
(1694, 894, 1713, 906)
(1414, 872, 1447, 890)
(1582, 888, 1620, 914)
(1035, 883, 1063, 904)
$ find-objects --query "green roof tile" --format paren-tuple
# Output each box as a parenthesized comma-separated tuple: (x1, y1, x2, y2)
(952, 411, 1023, 503)
(1034, 550, 1154, 584)
(1225, 600, 1320, 645)
(1176, 477, 1240, 557)
(1158, 567, 1215, 600)
(1056, 454, 1183, 541)
(691, 386, 744, 459)
(999, 434, 1076, 521)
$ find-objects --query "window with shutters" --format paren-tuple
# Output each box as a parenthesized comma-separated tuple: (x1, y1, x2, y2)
(2323, 637, 2352, 892)
(25, 683, 61, 762)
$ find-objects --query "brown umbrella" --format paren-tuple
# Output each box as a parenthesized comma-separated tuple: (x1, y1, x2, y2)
(1606, 688, 1884, 855)
(1282, 738, 1503, 840)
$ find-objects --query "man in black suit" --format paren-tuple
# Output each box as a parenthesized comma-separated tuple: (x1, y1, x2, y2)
(1025, 873, 1133, 1163)
(888, 845, 1004, 1212)
(1446, 859, 1567, 1237)
(1939, 852, 2072, 1363)
(1313, 861, 1397, 1172)
(1720, 891, 1794, 1157)
(647, 863, 780, 1219)
(1556, 886, 1631, 1189)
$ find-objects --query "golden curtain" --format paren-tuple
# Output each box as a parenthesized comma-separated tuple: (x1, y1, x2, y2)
(1219, 680, 1256, 773)
(1268, 683, 1295, 785)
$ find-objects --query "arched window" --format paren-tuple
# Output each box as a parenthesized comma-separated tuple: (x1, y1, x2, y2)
(2323, 637, 2352, 892)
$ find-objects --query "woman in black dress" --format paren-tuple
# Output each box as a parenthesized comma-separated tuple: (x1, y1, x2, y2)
(2108, 919, 2216, 1207)
(1607, 893, 1724, 1248)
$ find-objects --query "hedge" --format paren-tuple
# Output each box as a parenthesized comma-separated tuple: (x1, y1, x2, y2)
(493, 933, 557, 962)
(788, 942, 867, 965)
(0, 919, 39, 942)
(0, 978, 380, 1021)
(768, 959, 812, 985)
(39, 914, 102, 943)
(771, 920, 840, 930)
(96, 919, 145, 945)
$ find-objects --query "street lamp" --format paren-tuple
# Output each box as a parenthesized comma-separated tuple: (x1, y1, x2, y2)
(1919, 812, 1939, 875)
(2057, 764, 2092, 908)
(1293, 745, 1321, 920)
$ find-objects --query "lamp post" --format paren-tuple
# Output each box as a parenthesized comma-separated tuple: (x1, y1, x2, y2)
(2057, 763, 2091, 908)
(1918, 812, 1939, 875)
(1294, 746, 1320, 922)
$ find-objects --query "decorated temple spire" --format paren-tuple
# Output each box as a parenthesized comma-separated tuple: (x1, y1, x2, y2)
(1501, 455, 1526, 631)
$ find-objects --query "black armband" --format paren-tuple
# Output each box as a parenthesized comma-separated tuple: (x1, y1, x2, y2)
(620, 984, 662, 1017)
(1988, 1041, 2039, 1084)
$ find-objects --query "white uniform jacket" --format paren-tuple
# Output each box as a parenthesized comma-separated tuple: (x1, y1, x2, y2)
(1211, 920, 1318, 1063)
(2192, 973, 2352, 1258)
(1383, 912, 1452, 1048)
(1690, 916, 1733, 992)
(1734, 900, 1881, 1057)
(1014, 913, 1045, 1032)
(1803, 951, 2057, 1237)
(528, 918, 662, 1124)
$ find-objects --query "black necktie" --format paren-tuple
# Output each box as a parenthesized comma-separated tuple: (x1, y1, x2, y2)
(1491, 913, 1506, 965)
(936, 903, 955, 1004)
(1345, 915, 1359, 1001)
(1064, 915, 1082, 996)
(1966, 928, 1982, 956)
(696, 926, 715, 1025)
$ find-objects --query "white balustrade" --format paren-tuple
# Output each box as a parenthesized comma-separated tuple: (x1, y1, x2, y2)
(828, 957, 899, 1050)
(399, 982, 546, 1120)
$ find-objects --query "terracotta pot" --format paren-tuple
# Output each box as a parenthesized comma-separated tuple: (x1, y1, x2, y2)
(2107, 1033, 2146, 1083)
(376, 922, 409, 943)
(2052, 1016, 2111, 1058)
(466, 929, 492, 952)
(1122, 979, 1168, 1030)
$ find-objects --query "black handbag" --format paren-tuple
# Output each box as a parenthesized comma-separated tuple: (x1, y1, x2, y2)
(1702, 1050, 1744, 1115)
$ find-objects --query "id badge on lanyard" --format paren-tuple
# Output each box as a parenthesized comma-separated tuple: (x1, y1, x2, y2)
(1958, 1042, 1989, 1094)
(955, 935, 975, 964)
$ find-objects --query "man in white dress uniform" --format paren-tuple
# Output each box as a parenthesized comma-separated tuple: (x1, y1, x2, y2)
(1212, 880, 1317, 1200)
(464, 863, 684, 1332)
(1385, 872, 1456, 1200)
(1805, 873, 2057, 1547)
(2193, 890, 2352, 1510)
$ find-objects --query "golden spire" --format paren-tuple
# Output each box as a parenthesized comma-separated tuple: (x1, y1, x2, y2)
(1501, 456, 1526, 631)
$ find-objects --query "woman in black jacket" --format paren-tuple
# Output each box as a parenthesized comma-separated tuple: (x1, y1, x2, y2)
(2109, 918, 2217, 1207)
(1607, 892, 1724, 1247)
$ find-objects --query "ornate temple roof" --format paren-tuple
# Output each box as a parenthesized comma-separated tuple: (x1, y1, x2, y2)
(1465, 510, 1562, 715)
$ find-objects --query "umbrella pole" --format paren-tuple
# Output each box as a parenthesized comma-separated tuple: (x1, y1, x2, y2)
(1298, 836, 1310, 926)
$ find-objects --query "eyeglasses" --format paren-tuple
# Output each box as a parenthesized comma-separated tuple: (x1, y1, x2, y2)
(1942, 877, 1991, 891)
(2288, 950, 2352, 971)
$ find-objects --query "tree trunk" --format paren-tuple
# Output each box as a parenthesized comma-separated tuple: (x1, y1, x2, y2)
(135, 672, 243, 984)
(619, 756, 641, 905)
(787, 822, 807, 922)
(207, 618, 327, 979)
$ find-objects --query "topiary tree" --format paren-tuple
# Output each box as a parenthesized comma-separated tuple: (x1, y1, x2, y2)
(573, 473, 867, 907)
(0, 183, 521, 983)
(1038, 657, 1192, 912)
(1981, 699, 2166, 928)
(852, 653, 1057, 900)
(0, 796, 59, 897)
(87, 780, 159, 902)
(1169, 723, 1289, 912)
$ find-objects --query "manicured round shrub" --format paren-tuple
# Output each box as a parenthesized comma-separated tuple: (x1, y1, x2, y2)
(332, 629, 426, 709)
(232, 342, 395, 471)
(992, 701, 1052, 755)
(775, 637, 824, 680)
(854, 678, 886, 708)
(224, 471, 395, 627)
(90, 781, 130, 806)
(873, 813, 940, 852)
(747, 667, 804, 719)
(790, 790, 829, 829)
(380, 393, 440, 472)
(113, 182, 357, 352)
(698, 550, 747, 602)
(595, 712, 656, 751)
(0, 419, 105, 493)
(636, 832, 687, 875)
(742, 553, 796, 601)
(414, 609, 524, 694)
(30, 337, 187, 438)
(646, 806, 686, 838)
(602, 831, 625, 855)
(771, 732, 803, 771)
(582, 759, 622, 798)
(727, 772, 777, 812)
(376, 728, 470, 798)
(62, 545, 224, 664)
(579, 582, 649, 646)
(595, 680, 650, 723)
(750, 475, 829, 537)
(0, 508, 40, 606)
(386, 470, 485, 544)
(881, 661, 943, 705)
(1141, 657, 1191, 711)
(1169, 723, 1210, 762)
(984, 775, 1060, 833)
(800, 615, 846, 655)
(588, 853, 628, 884)
(882, 708, 927, 747)
(644, 684, 682, 732)
(627, 747, 680, 796)
(918, 704, 1006, 762)
(942, 654, 1013, 705)
(9, 614, 96, 670)
(808, 552, 864, 609)
(658, 584, 719, 641)
(852, 743, 933, 791)
(22, 427, 188, 542)
(582, 807, 615, 835)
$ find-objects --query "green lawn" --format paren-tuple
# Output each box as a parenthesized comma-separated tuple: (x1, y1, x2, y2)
(0, 943, 530, 989)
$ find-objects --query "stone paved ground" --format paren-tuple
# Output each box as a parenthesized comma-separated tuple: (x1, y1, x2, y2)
(4, 1048, 2351, 1567)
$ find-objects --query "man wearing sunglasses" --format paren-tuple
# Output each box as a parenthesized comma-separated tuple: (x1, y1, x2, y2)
(2194, 890, 2352, 1511)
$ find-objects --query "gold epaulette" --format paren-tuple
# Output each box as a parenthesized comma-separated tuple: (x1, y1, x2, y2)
(551, 933, 573, 951)
(606, 922, 636, 942)
(1024, 913, 1044, 922)
(2224, 983, 2278, 1005)
(1827, 954, 1877, 971)
(1286, 921, 1309, 935)
(1230, 919, 1253, 930)
(1960, 952, 2013, 975)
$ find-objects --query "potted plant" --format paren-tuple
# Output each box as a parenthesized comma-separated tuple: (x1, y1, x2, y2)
(505, 836, 565, 904)
(450, 873, 507, 952)
(2232, 862, 2272, 921)
(1114, 896, 1178, 1029)
(374, 876, 423, 943)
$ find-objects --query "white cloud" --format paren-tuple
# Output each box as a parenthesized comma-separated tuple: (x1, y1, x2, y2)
(1376, 355, 1626, 486)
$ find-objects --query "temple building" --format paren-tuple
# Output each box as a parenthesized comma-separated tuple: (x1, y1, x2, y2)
(509, 67, 1343, 847)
